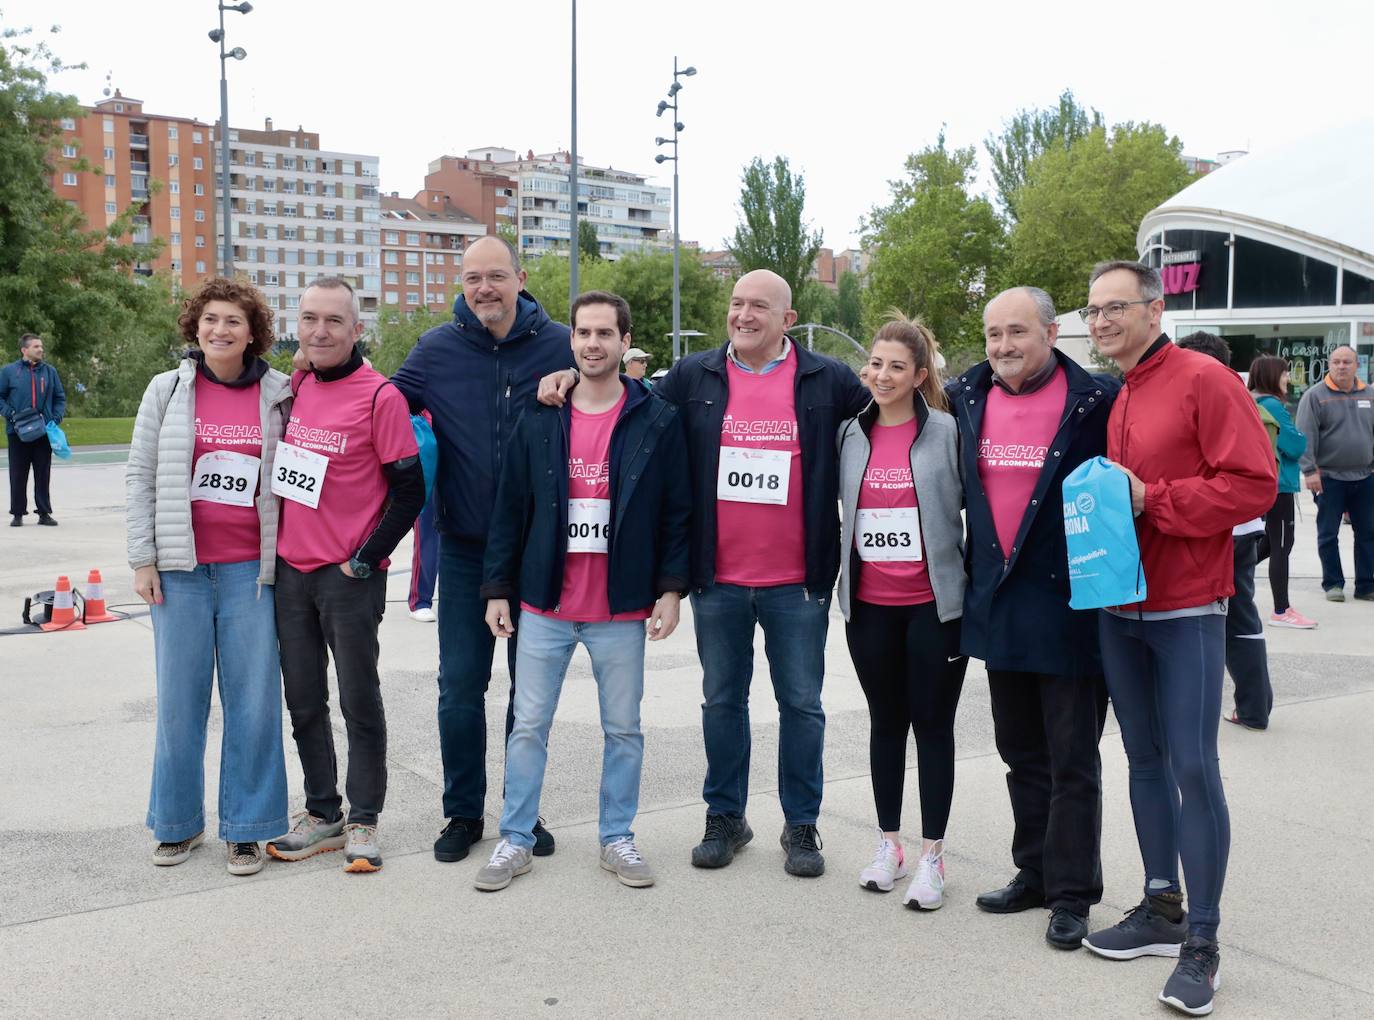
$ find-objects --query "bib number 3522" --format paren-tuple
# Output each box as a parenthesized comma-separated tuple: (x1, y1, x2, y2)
(716, 446, 791, 506)
(856, 507, 922, 562)
(270, 442, 329, 509)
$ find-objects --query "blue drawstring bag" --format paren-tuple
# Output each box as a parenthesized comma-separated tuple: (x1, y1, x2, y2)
(45, 420, 72, 461)
(1062, 456, 1146, 609)
(411, 414, 438, 501)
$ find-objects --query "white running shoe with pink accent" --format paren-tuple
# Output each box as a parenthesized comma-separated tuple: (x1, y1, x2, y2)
(1269, 607, 1317, 629)
(904, 840, 946, 910)
(859, 830, 907, 892)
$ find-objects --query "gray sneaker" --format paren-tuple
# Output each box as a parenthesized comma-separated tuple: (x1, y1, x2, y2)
(265, 811, 346, 862)
(1159, 936, 1221, 1015)
(600, 837, 655, 888)
(227, 841, 264, 876)
(342, 823, 382, 873)
(1084, 896, 1188, 959)
(474, 838, 533, 891)
(1325, 587, 1346, 602)
(151, 831, 205, 867)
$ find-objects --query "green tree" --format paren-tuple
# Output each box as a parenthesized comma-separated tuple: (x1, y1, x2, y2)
(1004, 122, 1193, 315)
(577, 219, 601, 261)
(984, 89, 1104, 221)
(726, 155, 823, 308)
(862, 132, 1005, 368)
(833, 270, 864, 339)
(369, 304, 451, 377)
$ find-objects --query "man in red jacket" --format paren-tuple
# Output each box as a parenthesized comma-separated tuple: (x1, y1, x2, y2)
(1079, 262, 1275, 1018)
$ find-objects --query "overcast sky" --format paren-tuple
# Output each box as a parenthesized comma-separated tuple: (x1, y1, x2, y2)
(5, 0, 1369, 250)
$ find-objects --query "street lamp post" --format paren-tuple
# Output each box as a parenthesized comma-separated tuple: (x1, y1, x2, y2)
(655, 58, 695, 363)
(568, 0, 578, 303)
(209, 1, 252, 278)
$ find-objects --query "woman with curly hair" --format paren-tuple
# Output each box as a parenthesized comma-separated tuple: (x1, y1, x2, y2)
(126, 277, 292, 875)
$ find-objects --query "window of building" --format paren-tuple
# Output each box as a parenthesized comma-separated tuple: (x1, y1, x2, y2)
(194, 184, 205, 196)
(385, 251, 398, 265)
(61, 117, 76, 130)
(105, 202, 117, 214)
(168, 154, 179, 167)
(404, 232, 420, 245)
(168, 126, 178, 140)
(323, 252, 338, 267)
(171, 259, 182, 272)
(170, 206, 180, 219)
(283, 204, 297, 217)
(62, 144, 77, 158)
(195, 209, 206, 222)
(192, 131, 203, 144)
(264, 272, 279, 286)
(195, 236, 205, 248)
(263, 178, 275, 192)
(405, 252, 419, 266)
(170, 181, 180, 194)
(323, 208, 336, 220)
(304, 251, 319, 266)
(195, 260, 206, 273)
(265, 226, 277, 241)
(103, 147, 115, 161)
(384, 291, 399, 304)
(343, 253, 357, 267)
(263, 155, 276, 170)
(363, 252, 379, 267)
(286, 295, 299, 309)
(405, 271, 421, 285)
(192, 156, 203, 171)
(283, 228, 297, 241)
(284, 156, 296, 170)
(62, 172, 77, 186)
(244, 151, 256, 166)
(285, 249, 299, 265)
(384, 231, 399, 245)
(170, 232, 181, 245)
(102, 117, 114, 132)
(407, 292, 420, 305)
(384, 271, 398, 284)
(104, 174, 117, 187)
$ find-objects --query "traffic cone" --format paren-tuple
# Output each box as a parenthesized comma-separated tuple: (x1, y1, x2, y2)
(41, 575, 86, 632)
(83, 568, 119, 623)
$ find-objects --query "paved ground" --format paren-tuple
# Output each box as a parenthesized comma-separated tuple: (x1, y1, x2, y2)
(2, 453, 1371, 1017)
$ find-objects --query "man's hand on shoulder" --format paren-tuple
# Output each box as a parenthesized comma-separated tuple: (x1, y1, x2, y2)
(537, 368, 578, 407)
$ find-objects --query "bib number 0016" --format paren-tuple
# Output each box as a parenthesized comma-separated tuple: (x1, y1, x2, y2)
(567, 498, 611, 553)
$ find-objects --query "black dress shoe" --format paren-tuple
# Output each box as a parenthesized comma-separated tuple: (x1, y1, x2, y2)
(9, 515, 20, 527)
(434, 816, 484, 862)
(532, 817, 555, 857)
(976, 878, 1046, 913)
(1046, 907, 1089, 949)
(37, 513, 57, 526)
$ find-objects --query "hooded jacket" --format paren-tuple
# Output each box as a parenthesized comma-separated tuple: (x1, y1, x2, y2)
(1108, 338, 1276, 612)
(391, 291, 574, 541)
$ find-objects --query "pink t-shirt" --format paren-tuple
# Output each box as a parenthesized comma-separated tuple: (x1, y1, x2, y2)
(276, 367, 419, 572)
(526, 389, 649, 623)
(191, 374, 263, 564)
(714, 354, 806, 587)
(855, 418, 934, 606)
(978, 366, 1068, 557)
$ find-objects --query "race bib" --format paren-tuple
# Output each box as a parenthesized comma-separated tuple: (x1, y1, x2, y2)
(270, 442, 329, 509)
(190, 450, 260, 508)
(717, 446, 791, 506)
(567, 498, 611, 553)
(856, 507, 922, 562)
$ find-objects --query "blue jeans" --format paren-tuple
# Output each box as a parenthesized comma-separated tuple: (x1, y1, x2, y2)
(691, 582, 829, 825)
(500, 612, 646, 849)
(437, 535, 518, 820)
(1098, 611, 1230, 940)
(147, 560, 288, 842)
(1314, 474, 1374, 595)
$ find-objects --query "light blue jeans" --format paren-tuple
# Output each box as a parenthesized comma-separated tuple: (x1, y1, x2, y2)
(500, 612, 646, 850)
(147, 560, 288, 842)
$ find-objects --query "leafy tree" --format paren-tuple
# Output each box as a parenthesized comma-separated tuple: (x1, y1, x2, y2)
(861, 132, 1005, 367)
(833, 270, 864, 339)
(369, 304, 452, 377)
(985, 89, 1104, 221)
(577, 219, 601, 261)
(1004, 122, 1193, 315)
(726, 155, 823, 308)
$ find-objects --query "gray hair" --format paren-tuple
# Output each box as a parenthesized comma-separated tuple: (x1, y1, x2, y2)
(304, 275, 362, 323)
(19, 333, 41, 353)
(1022, 286, 1057, 326)
(1089, 260, 1163, 303)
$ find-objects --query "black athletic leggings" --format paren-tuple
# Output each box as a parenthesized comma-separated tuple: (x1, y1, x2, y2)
(844, 599, 967, 837)
(1256, 492, 1295, 612)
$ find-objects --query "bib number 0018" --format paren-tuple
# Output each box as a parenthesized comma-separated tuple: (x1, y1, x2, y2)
(717, 446, 791, 506)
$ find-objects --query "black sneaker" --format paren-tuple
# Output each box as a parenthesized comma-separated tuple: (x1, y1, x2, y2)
(690, 813, 753, 868)
(434, 816, 484, 862)
(9, 515, 20, 527)
(1083, 895, 1188, 959)
(1159, 935, 1220, 1015)
(780, 823, 825, 878)
(37, 513, 56, 526)
(532, 816, 555, 857)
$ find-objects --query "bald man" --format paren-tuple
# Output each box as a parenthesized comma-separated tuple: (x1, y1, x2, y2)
(392, 235, 574, 864)
(1295, 344, 1374, 600)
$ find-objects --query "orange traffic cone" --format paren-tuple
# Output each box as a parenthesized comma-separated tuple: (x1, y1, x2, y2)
(41, 575, 86, 632)
(83, 568, 119, 623)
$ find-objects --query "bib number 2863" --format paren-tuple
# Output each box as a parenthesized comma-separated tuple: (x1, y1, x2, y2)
(716, 446, 790, 506)
(270, 442, 329, 509)
(856, 507, 922, 562)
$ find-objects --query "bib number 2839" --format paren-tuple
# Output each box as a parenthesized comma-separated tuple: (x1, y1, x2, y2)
(270, 442, 329, 509)
(190, 450, 260, 508)
(716, 446, 790, 506)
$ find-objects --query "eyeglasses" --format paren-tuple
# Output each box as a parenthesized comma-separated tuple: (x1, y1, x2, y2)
(461, 271, 515, 287)
(1078, 299, 1152, 324)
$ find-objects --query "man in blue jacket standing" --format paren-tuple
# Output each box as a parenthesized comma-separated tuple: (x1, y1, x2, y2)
(391, 236, 574, 863)
(1, 334, 66, 527)
(948, 287, 1116, 949)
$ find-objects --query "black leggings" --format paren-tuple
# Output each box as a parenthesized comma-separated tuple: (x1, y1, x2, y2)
(1256, 492, 1295, 612)
(844, 599, 967, 838)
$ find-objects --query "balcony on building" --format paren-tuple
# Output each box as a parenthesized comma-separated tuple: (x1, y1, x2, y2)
(129, 132, 149, 149)
(130, 160, 150, 174)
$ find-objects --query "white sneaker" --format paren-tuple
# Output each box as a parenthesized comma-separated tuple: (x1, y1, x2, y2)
(858, 829, 907, 892)
(600, 837, 655, 887)
(474, 838, 533, 891)
(903, 840, 945, 910)
(409, 606, 436, 622)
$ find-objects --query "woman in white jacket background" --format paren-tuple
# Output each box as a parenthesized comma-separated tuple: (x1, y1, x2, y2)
(126, 278, 292, 876)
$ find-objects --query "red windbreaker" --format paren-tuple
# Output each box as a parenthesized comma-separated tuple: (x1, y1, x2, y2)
(1108, 340, 1277, 612)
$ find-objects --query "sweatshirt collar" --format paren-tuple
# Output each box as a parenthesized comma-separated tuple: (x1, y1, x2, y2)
(185, 349, 268, 388)
(310, 344, 365, 382)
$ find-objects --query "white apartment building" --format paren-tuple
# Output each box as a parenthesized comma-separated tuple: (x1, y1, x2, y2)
(216, 119, 382, 340)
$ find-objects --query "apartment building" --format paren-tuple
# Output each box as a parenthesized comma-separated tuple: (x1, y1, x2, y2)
(52, 91, 217, 288)
(380, 192, 489, 313)
(423, 154, 518, 236)
(217, 118, 382, 340)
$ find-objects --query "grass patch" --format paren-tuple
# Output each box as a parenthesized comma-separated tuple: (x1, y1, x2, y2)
(0, 417, 135, 449)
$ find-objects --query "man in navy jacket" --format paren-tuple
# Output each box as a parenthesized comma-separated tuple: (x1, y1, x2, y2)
(948, 287, 1117, 949)
(1, 333, 66, 526)
(391, 236, 574, 864)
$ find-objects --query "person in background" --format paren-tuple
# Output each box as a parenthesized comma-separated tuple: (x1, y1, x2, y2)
(2, 333, 66, 526)
(623, 347, 652, 390)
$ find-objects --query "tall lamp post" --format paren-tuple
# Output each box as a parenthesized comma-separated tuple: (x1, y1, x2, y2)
(568, 0, 579, 303)
(209, 1, 252, 277)
(655, 58, 695, 363)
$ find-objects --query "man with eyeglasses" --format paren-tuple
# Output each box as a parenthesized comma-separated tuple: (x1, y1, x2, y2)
(1079, 261, 1274, 1017)
(391, 235, 574, 865)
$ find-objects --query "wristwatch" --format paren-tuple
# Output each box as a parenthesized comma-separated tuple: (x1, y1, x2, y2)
(347, 556, 373, 579)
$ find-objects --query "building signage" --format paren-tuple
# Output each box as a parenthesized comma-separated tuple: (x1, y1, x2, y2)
(1161, 249, 1201, 295)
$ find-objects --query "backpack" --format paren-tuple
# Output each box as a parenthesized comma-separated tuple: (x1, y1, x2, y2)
(1062, 456, 1147, 610)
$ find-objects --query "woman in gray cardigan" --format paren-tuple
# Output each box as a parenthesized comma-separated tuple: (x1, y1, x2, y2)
(126, 278, 292, 877)
(836, 315, 967, 911)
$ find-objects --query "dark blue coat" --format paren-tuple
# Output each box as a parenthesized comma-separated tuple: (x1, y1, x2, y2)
(480, 380, 691, 614)
(654, 341, 870, 595)
(948, 351, 1118, 679)
(0, 359, 66, 437)
(392, 292, 574, 541)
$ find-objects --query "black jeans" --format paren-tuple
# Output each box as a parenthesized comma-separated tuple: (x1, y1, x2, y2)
(987, 669, 1108, 916)
(1227, 533, 1273, 728)
(275, 559, 389, 826)
(1256, 492, 1295, 612)
(7, 434, 52, 516)
(844, 599, 966, 838)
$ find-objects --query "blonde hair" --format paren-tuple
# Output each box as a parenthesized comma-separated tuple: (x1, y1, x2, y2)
(870, 310, 948, 412)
